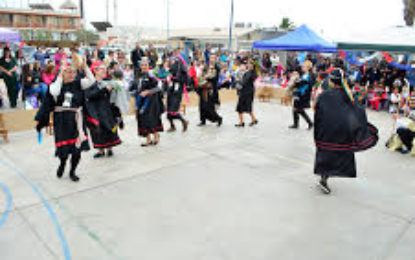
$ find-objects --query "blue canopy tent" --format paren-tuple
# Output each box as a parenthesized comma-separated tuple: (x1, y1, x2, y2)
(253, 25, 337, 53)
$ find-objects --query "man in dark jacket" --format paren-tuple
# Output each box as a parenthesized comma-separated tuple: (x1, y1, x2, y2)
(131, 42, 144, 75)
(289, 60, 313, 129)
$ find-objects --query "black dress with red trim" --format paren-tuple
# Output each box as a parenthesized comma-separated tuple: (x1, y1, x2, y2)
(313, 88, 378, 178)
(84, 81, 122, 149)
(130, 73, 164, 137)
(35, 81, 90, 158)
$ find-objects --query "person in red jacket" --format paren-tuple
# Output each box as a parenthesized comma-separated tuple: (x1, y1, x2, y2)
(188, 61, 199, 89)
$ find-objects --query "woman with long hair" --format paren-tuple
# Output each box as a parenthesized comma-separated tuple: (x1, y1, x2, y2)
(0, 48, 19, 108)
(260, 52, 272, 75)
(22, 63, 48, 101)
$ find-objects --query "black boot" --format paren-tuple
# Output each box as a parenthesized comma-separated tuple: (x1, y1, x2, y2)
(69, 153, 81, 182)
(93, 151, 105, 159)
(299, 110, 313, 130)
(197, 121, 206, 127)
(57, 156, 68, 179)
(167, 119, 176, 132)
(318, 175, 331, 194)
(217, 117, 223, 127)
(107, 150, 114, 157)
(289, 110, 299, 129)
(119, 120, 124, 130)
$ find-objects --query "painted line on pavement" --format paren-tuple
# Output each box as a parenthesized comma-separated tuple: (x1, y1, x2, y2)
(0, 183, 12, 228)
(0, 157, 71, 260)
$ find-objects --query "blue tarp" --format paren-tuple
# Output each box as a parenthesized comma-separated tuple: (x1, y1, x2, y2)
(253, 25, 337, 53)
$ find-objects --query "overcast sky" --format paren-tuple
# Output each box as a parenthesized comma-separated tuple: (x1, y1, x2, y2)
(4, 0, 407, 39)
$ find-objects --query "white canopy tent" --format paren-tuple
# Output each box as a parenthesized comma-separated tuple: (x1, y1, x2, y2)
(337, 26, 415, 53)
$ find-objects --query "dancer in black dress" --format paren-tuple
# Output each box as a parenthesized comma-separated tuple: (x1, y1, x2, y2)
(35, 61, 94, 182)
(314, 68, 378, 194)
(130, 59, 165, 146)
(197, 59, 223, 127)
(84, 64, 122, 158)
(208, 54, 221, 106)
(166, 51, 189, 132)
(235, 61, 259, 127)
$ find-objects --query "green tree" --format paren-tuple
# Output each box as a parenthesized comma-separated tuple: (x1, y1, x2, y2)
(279, 17, 295, 30)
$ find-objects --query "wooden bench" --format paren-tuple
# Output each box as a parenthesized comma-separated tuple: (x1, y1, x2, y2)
(0, 113, 9, 143)
(258, 87, 274, 102)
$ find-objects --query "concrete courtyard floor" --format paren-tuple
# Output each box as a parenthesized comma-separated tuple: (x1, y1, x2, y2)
(0, 101, 414, 260)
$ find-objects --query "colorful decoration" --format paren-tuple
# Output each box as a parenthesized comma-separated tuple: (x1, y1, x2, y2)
(342, 77, 355, 102)
(338, 50, 413, 72)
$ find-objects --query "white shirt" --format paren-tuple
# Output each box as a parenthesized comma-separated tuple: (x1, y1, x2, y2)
(390, 93, 401, 104)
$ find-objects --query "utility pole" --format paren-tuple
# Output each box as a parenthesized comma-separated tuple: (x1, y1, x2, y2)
(106, 0, 109, 23)
(228, 0, 234, 54)
(166, 0, 170, 50)
(114, 0, 118, 27)
(79, 0, 84, 19)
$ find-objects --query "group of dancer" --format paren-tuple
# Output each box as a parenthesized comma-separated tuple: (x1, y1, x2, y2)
(33, 46, 380, 196)
(34, 49, 260, 182)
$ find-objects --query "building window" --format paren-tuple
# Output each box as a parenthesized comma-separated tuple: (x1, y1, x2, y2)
(52, 32, 60, 41)
(18, 15, 31, 26)
(52, 17, 58, 28)
(0, 14, 12, 26)
(34, 15, 43, 27)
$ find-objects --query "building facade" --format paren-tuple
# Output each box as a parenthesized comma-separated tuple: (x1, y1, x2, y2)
(0, 6, 82, 45)
(169, 26, 286, 52)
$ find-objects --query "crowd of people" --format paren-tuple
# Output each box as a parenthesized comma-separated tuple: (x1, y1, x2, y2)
(0, 41, 413, 193)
